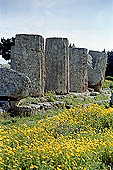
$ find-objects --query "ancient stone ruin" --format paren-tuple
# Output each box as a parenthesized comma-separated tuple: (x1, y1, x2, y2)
(9, 34, 108, 95)
(88, 50, 107, 92)
(0, 33, 109, 113)
(0, 67, 31, 112)
(69, 44, 88, 92)
(9, 34, 107, 95)
(11, 34, 45, 96)
(45, 38, 69, 94)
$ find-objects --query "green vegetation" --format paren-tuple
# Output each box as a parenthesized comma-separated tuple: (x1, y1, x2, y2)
(0, 107, 65, 127)
(0, 90, 110, 127)
(44, 91, 57, 102)
(102, 78, 113, 90)
(106, 76, 113, 81)
(0, 104, 113, 169)
(0, 78, 113, 169)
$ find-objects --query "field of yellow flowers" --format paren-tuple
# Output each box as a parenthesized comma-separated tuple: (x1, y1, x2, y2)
(0, 104, 113, 170)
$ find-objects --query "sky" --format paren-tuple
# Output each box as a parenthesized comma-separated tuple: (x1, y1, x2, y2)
(0, 0, 113, 64)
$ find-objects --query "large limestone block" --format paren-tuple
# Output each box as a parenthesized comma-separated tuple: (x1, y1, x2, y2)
(45, 37, 69, 94)
(110, 93, 113, 107)
(11, 34, 45, 96)
(69, 46, 88, 92)
(89, 50, 107, 82)
(88, 64, 102, 92)
(88, 51, 107, 92)
(88, 65, 102, 85)
(0, 67, 31, 100)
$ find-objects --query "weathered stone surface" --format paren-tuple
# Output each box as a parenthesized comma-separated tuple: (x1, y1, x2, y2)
(89, 50, 107, 81)
(110, 93, 113, 107)
(45, 37, 69, 94)
(88, 88, 94, 92)
(88, 51, 107, 92)
(15, 106, 35, 116)
(15, 100, 66, 115)
(0, 64, 10, 69)
(0, 101, 10, 112)
(101, 88, 111, 97)
(90, 91, 100, 96)
(0, 107, 4, 114)
(11, 34, 45, 96)
(87, 64, 102, 91)
(0, 67, 31, 100)
(69, 45, 88, 92)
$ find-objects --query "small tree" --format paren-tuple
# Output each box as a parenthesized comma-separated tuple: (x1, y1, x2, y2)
(0, 37, 15, 60)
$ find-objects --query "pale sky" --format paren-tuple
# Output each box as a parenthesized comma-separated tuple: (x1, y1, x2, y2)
(0, 0, 113, 64)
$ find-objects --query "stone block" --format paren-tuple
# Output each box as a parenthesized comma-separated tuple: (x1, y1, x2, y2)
(45, 37, 69, 94)
(89, 50, 107, 82)
(110, 93, 113, 107)
(88, 50, 107, 92)
(69, 45, 88, 92)
(11, 34, 45, 96)
(0, 67, 31, 99)
(0, 67, 31, 111)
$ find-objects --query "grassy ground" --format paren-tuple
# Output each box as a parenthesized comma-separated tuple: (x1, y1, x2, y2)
(0, 79, 113, 169)
(0, 91, 110, 127)
(0, 78, 112, 127)
(102, 78, 113, 89)
(0, 104, 113, 169)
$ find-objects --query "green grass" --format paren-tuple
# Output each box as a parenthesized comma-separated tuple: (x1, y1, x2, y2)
(105, 76, 113, 81)
(0, 94, 110, 128)
(102, 79, 113, 89)
(0, 79, 112, 128)
(0, 106, 65, 127)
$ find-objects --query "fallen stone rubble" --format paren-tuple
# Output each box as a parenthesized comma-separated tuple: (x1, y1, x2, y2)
(0, 67, 31, 112)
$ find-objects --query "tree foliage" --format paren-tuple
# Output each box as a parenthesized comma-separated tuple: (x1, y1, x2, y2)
(0, 37, 15, 60)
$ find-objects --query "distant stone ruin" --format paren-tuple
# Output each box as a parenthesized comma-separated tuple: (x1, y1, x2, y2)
(69, 45, 88, 92)
(45, 38, 69, 94)
(11, 34, 45, 96)
(88, 50, 107, 92)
